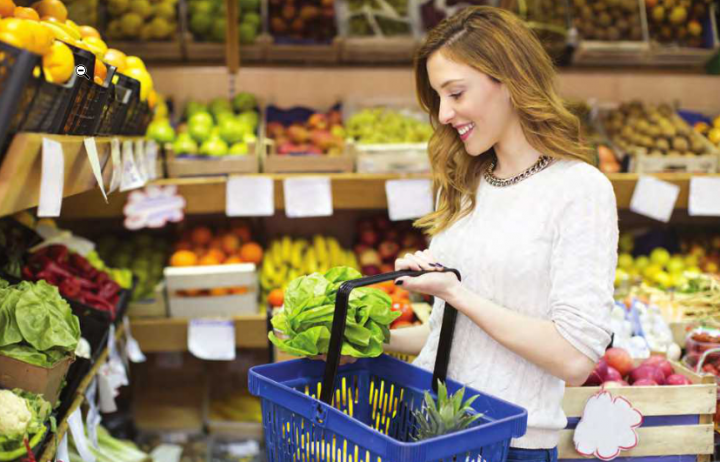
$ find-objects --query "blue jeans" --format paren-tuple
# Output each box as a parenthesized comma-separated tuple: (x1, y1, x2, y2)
(506, 447, 558, 462)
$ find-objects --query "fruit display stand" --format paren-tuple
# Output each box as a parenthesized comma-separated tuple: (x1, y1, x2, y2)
(0, 133, 144, 217)
(262, 140, 356, 173)
(184, 34, 271, 63)
(266, 37, 343, 64)
(164, 263, 259, 318)
(558, 361, 716, 461)
(106, 40, 184, 62)
(164, 143, 261, 177)
(338, 35, 418, 63)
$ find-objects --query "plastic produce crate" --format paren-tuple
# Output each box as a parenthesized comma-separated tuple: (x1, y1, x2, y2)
(0, 42, 77, 152)
(97, 73, 141, 135)
(59, 44, 105, 135)
(249, 269, 527, 462)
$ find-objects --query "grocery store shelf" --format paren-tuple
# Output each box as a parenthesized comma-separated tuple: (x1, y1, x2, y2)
(58, 172, 720, 219)
(130, 314, 269, 352)
(38, 325, 125, 462)
(0, 133, 145, 218)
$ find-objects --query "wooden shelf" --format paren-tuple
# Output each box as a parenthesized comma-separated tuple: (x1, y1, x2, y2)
(131, 314, 269, 352)
(58, 172, 720, 219)
(0, 133, 144, 218)
(38, 325, 125, 462)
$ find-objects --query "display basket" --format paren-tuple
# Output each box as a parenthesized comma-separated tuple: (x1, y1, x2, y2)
(249, 269, 528, 462)
(96, 74, 141, 135)
(60, 44, 111, 135)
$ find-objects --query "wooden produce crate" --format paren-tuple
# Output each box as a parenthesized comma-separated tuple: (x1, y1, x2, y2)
(164, 263, 258, 318)
(630, 151, 719, 174)
(559, 361, 716, 461)
(165, 145, 260, 178)
(266, 38, 342, 64)
(646, 4, 719, 67)
(262, 140, 354, 173)
(339, 36, 417, 63)
(105, 41, 184, 62)
(127, 281, 167, 318)
(184, 34, 270, 63)
(351, 141, 429, 173)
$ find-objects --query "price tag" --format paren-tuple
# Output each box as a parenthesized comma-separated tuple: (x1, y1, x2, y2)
(68, 407, 96, 462)
(629, 176, 679, 223)
(85, 378, 101, 449)
(123, 316, 146, 363)
(146, 140, 159, 181)
(84, 138, 108, 203)
(135, 139, 148, 183)
(283, 177, 333, 218)
(38, 138, 65, 217)
(689, 177, 720, 216)
(188, 319, 236, 361)
(123, 185, 186, 230)
(108, 139, 122, 193)
(97, 371, 117, 413)
(385, 179, 434, 221)
(120, 140, 145, 192)
(55, 433, 70, 462)
(226, 176, 274, 216)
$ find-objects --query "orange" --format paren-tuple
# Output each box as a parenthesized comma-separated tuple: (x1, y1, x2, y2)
(233, 225, 251, 243)
(170, 250, 198, 267)
(268, 289, 284, 307)
(0, 0, 16, 18)
(93, 76, 103, 85)
(0, 30, 23, 48)
(231, 287, 249, 295)
(239, 242, 263, 265)
(78, 25, 100, 39)
(30, 0, 66, 22)
(103, 48, 127, 73)
(190, 226, 212, 246)
(14, 7, 39, 20)
(209, 287, 230, 296)
(181, 289, 201, 297)
(26, 20, 53, 55)
(209, 237, 223, 250)
(199, 254, 221, 266)
(148, 89, 156, 109)
(206, 248, 226, 263)
(94, 59, 107, 82)
(42, 40, 73, 83)
(0, 18, 32, 46)
(221, 234, 240, 254)
(224, 256, 243, 264)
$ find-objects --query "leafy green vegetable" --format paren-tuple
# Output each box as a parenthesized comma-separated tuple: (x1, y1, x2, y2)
(269, 267, 400, 358)
(0, 278, 80, 367)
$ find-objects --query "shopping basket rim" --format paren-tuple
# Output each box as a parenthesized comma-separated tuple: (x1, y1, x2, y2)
(249, 353, 528, 446)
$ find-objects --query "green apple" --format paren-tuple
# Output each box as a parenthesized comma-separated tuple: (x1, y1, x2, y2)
(239, 22, 257, 44)
(190, 13, 212, 35)
(173, 133, 198, 154)
(216, 111, 235, 125)
(239, 0, 259, 11)
(243, 133, 257, 144)
(229, 142, 248, 155)
(189, 111, 213, 127)
(233, 92, 256, 112)
(189, 122, 212, 143)
(210, 17, 226, 42)
(237, 110, 259, 129)
(184, 101, 206, 119)
(219, 118, 245, 144)
(146, 120, 176, 143)
(200, 137, 229, 156)
(210, 98, 233, 117)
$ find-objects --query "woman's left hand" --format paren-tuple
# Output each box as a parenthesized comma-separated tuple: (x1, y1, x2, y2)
(394, 250, 461, 300)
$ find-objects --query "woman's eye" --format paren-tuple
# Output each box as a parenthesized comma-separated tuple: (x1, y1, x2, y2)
(450, 92, 463, 100)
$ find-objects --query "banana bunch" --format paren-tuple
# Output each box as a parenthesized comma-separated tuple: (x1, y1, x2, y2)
(260, 235, 360, 302)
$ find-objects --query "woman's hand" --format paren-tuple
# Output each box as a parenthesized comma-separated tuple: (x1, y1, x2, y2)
(394, 250, 461, 301)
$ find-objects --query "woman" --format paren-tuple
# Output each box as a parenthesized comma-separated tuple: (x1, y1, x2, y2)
(387, 6, 618, 460)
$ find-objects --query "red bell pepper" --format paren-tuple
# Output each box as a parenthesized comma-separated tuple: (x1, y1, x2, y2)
(59, 278, 81, 299)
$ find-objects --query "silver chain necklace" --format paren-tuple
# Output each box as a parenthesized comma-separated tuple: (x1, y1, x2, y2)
(483, 155, 553, 187)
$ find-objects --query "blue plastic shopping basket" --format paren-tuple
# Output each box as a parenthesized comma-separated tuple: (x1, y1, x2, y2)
(249, 269, 528, 462)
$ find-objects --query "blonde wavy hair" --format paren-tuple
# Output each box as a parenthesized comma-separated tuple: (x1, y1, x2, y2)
(414, 6, 592, 236)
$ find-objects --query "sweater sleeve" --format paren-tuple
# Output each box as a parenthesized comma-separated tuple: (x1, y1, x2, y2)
(549, 169, 618, 363)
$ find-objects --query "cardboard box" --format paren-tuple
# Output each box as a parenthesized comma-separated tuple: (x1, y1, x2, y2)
(0, 353, 74, 406)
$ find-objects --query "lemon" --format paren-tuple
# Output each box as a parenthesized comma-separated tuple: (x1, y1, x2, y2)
(149, 16, 174, 39)
(617, 253, 634, 270)
(153, 2, 175, 19)
(120, 12, 143, 37)
(42, 40, 74, 84)
(650, 247, 670, 267)
(653, 271, 672, 288)
(125, 55, 146, 70)
(124, 66, 152, 100)
(708, 128, 720, 145)
(643, 263, 663, 280)
(82, 36, 107, 57)
(684, 254, 699, 268)
(634, 255, 650, 272)
(666, 256, 685, 275)
(129, 0, 152, 19)
(619, 233, 634, 253)
(108, 0, 129, 15)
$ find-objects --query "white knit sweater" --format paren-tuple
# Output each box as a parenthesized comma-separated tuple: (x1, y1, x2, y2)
(412, 159, 618, 449)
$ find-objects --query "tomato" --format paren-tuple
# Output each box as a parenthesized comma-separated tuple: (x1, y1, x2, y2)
(391, 302, 414, 324)
(391, 320, 414, 330)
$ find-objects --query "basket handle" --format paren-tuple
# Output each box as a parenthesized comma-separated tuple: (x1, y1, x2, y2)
(320, 268, 462, 404)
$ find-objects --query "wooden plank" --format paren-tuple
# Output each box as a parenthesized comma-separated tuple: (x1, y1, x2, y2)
(131, 314, 268, 352)
(562, 384, 717, 417)
(0, 134, 143, 217)
(558, 424, 715, 458)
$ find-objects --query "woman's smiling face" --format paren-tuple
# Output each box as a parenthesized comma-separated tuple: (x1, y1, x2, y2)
(426, 50, 514, 156)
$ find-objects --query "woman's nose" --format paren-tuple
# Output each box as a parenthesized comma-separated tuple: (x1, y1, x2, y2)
(438, 101, 454, 125)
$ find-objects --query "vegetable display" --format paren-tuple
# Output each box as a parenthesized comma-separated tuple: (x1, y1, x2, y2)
(0, 389, 51, 462)
(0, 278, 80, 367)
(23, 245, 122, 319)
(269, 267, 401, 358)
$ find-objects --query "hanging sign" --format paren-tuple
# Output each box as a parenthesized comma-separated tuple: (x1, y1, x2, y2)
(123, 185, 186, 230)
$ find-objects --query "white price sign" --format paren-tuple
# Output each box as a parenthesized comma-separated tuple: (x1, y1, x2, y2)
(283, 177, 333, 218)
(629, 176, 679, 223)
(385, 179, 434, 221)
(37, 138, 65, 217)
(226, 176, 275, 217)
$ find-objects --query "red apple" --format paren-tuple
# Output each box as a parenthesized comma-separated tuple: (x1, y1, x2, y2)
(361, 265, 381, 276)
(604, 347, 634, 378)
(629, 365, 666, 385)
(354, 243, 370, 255)
(308, 113, 328, 130)
(604, 366, 623, 382)
(632, 378, 659, 386)
(267, 121, 286, 138)
(383, 229, 399, 242)
(583, 369, 604, 387)
(378, 240, 400, 262)
(665, 374, 692, 386)
(278, 142, 296, 155)
(642, 356, 674, 379)
(287, 124, 309, 143)
(359, 229, 379, 247)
